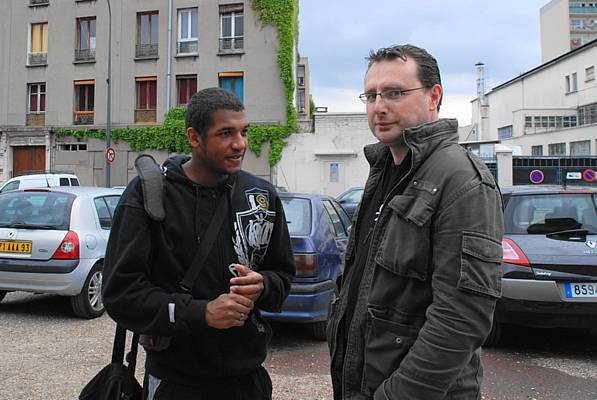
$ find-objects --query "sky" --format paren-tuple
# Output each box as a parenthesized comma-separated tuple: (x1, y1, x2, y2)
(298, 0, 550, 125)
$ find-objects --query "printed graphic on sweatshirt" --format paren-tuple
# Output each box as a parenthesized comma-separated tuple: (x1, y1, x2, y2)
(233, 188, 275, 270)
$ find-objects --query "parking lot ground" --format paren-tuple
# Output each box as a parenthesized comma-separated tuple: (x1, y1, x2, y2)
(1, 292, 597, 400)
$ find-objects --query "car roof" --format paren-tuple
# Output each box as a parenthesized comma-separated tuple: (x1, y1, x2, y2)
(501, 185, 597, 195)
(15, 186, 124, 197)
(10, 173, 78, 179)
(279, 192, 336, 201)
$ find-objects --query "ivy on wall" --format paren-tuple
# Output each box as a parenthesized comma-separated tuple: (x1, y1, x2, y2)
(58, 0, 299, 166)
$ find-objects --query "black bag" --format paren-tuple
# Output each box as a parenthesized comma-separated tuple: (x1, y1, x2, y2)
(79, 326, 143, 400)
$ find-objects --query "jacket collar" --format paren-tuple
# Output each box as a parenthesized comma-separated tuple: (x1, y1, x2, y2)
(364, 118, 459, 171)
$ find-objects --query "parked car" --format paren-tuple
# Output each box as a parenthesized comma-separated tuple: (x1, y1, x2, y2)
(485, 185, 597, 346)
(336, 186, 364, 219)
(0, 173, 80, 193)
(261, 193, 351, 340)
(0, 186, 122, 318)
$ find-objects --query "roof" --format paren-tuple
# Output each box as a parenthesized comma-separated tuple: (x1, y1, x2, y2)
(21, 186, 124, 196)
(489, 37, 597, 93)
(502, 185, 597, 195)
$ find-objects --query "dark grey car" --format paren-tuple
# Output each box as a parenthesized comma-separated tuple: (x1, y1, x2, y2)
(485, 185, 597, 346)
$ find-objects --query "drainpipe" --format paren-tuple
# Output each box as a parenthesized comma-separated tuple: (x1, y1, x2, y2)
(166, 0, 173, 112)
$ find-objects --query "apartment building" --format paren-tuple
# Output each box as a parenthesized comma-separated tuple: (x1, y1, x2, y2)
(469, 38, 597, 157)
(0, 0, 303, 185)
(541, 0, 597, 62)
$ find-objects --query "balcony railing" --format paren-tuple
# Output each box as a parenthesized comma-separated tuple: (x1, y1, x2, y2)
(135, 109, 157, 123)
(29, 0, 49, 5)
(28, 52, 47, 66)
(219, 37, 244, 53)
(26, 113, 45, 127)
(135, 44, 158, 58)
(75, 48, 96, 62)
(569, 6, 597, 14)
(177, 40, 198, 55)
(74, 111, 94, 125)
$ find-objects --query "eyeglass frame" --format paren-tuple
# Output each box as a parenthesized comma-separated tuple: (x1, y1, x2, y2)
(358, 87, 427, 104)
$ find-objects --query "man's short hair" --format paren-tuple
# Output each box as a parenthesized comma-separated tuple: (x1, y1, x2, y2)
(186, 87, 245, 137)
(367, 44, 442, 111)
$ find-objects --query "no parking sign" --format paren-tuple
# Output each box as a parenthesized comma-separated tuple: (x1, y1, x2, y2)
(583, 169, 596, 183)
(529, 169, 544, 184)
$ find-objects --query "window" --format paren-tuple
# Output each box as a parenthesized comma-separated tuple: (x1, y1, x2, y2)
(29, 22, 48, 65)
(586, 66, 595, 82)
(28, 83, 46, 113)
(572, 72, 578, 91)
(280, 197, 312, 236)
(177, 8, 198, 54)
(136, 11, 159, 58)
(94, 196, 120, 229)
(176, 75, 197, 106)
(74, 80, 95, 125)
(570, 140, 591, 155)
(76, 17, 96, 61)
(578, 102, 597, 125)
(219, 72, 243, 101)
(59, 143, 87, 151)
(322, 200, 347, 239)
(565, 75, 571, 93)
(135, 76, 157, 123)
(219, 4, 244, 52)
(497, 125, 513, 139)
(525, 116, 532, 128)
(531, 145, 543, 156)
(548, 142, 567, 155)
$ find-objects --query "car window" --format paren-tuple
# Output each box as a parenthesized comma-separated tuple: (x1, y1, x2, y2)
(0, 191, 74, 230)
(331, 199, 352, 231)
(323, 200, 347, 238)
(70, 178, 80, 186)
(59, 178, 69, 186)
(281, 197, 312, 236)
(104, 196, 121, 217)
(94, 197, 113, 229)
(345, 189, 364, 203)
(0, 181, 20, 193)
(505, 193, 597, 234)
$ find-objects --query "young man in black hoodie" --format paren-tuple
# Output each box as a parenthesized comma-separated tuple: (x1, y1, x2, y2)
(102, 87, 295, 400)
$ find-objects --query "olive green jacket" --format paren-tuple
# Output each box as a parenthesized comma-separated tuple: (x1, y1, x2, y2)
(327, 119, 504, 400)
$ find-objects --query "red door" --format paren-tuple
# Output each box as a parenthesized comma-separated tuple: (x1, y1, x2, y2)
(13, 146, 46, 175)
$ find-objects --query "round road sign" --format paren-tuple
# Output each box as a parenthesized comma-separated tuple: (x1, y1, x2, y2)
(529, 169, 544, 184)
(582, 169, 596, 183)
(105, 147, 116, 164)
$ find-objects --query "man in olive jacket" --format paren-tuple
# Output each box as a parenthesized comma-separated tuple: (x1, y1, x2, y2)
(327, 44, 504, 400)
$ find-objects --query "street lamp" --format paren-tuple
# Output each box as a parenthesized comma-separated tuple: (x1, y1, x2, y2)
(105, 0, 112, 188)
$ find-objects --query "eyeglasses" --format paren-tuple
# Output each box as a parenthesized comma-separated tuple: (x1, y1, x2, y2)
(358, 87, 426, 104)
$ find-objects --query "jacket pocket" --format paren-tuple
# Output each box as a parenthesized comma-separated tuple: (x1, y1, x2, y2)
(458, 231, 503, 298)
(375, 195, 433, 281)
(361, 307, 419, 396)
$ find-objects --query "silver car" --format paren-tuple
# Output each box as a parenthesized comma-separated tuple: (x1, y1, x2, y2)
(0, 186, 123, 318)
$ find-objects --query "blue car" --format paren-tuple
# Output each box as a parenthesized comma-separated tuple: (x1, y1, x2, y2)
(261, 193, 351, 340)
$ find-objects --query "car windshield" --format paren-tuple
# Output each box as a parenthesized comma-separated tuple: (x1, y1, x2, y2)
(338, 188, 364, 203)
(0, 191, 75, 230)
(281, 197, 312, 236)
(505, 193, 597, 235)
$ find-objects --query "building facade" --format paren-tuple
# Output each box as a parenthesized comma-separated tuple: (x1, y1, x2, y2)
(541, 0, 597, 62)
(0, 0, 302, 185)
(470, 38, 597, 157)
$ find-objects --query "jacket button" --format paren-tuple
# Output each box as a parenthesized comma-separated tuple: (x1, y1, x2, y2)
(395, 337, 403, 344)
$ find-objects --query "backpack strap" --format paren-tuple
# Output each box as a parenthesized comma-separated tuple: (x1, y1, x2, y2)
(134, 154, 166, 222)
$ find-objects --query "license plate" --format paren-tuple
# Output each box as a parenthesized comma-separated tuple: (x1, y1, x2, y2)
(0, 240, 32, 254)
(564, 282, 597, 298)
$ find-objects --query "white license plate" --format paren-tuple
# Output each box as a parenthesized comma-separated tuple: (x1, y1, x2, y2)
(564, 282, 597, 298)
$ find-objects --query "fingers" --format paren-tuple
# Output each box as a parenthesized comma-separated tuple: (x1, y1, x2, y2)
(205, 293, 255, 329)
(230, 269, 263, 286)
(230, 283, 262, 297)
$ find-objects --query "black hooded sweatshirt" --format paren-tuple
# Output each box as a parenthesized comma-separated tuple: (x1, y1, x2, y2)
(102, 155, 295, 385)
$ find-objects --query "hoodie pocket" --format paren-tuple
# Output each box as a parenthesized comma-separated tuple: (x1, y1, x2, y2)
(375, 195, 434, 281)
(362, 307, 419, 396)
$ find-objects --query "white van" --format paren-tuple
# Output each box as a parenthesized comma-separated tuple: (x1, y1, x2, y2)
(0, 173, 80, 193)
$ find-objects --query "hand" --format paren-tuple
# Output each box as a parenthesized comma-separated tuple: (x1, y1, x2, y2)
(229, 264, 265, 303)
(205, 293, 254, 329)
